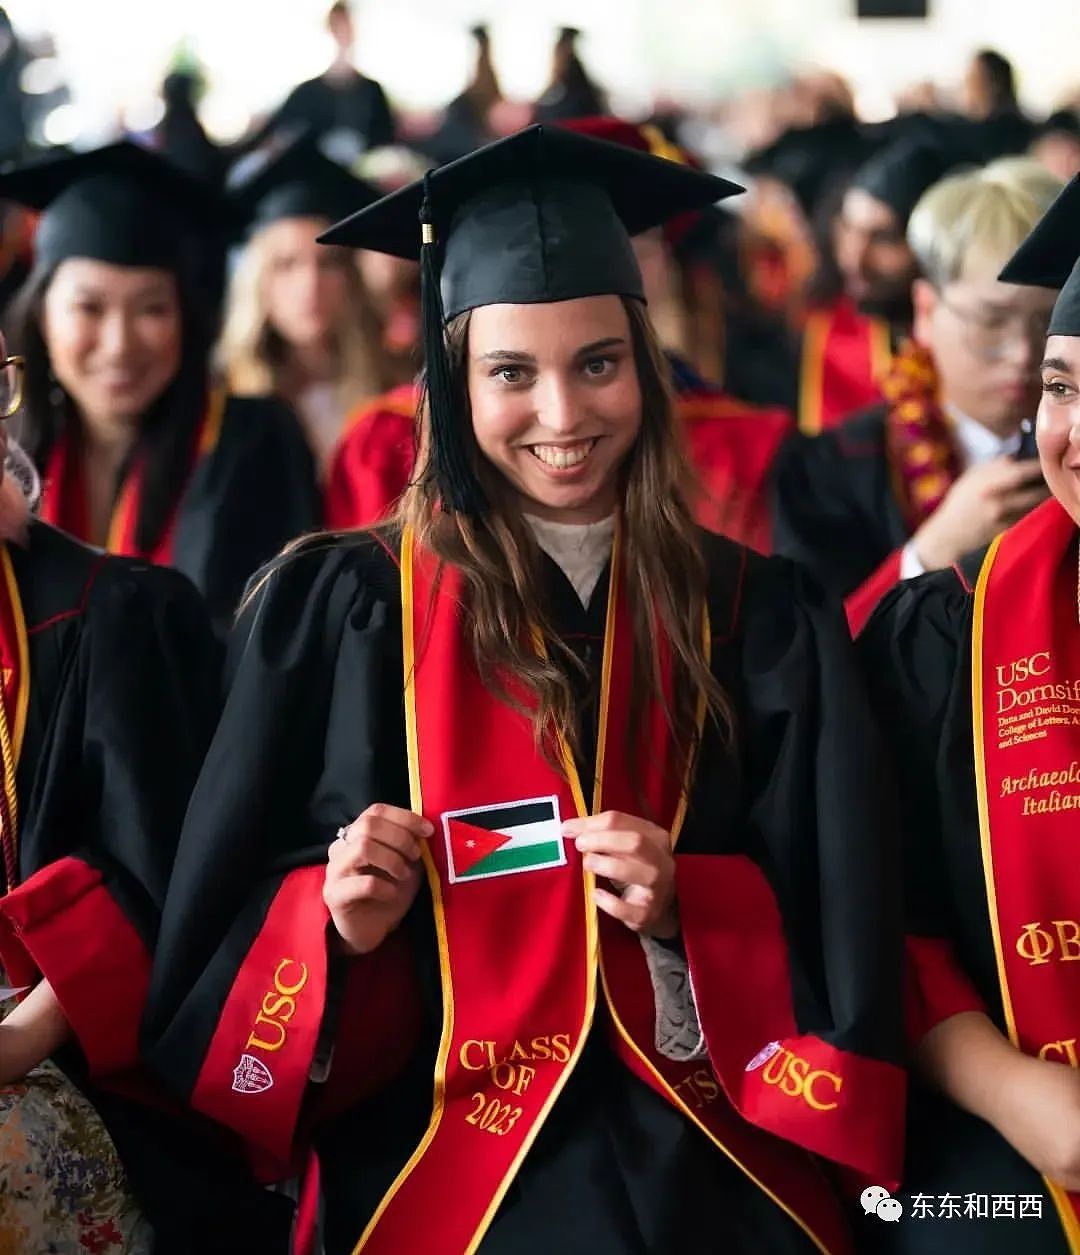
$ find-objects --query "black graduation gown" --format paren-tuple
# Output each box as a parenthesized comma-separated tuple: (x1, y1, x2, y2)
(0, 521, 292, 1254)
(770, 402, 909, 604)
(261, 72, 395, 152)
(171, 395, 321, 634)
(856, 556, 1073, 1254)
(146, 528, 905, 1255)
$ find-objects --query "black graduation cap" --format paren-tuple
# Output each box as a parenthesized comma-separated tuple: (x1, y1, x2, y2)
(227, 134, 382, 237)
(319, 123, 741, 513)
(998, 174, 1080, 337)
(852, 136, 970, 229)
(0, 141, 233, 272)
(743, 119, 876, 222)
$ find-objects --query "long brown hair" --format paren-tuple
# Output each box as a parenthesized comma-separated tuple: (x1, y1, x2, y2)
(395, 296, 735, 786)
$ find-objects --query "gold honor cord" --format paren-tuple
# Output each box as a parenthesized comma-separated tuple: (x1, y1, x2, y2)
(0, 545, 28, 893)
(798, 312, 828, 436)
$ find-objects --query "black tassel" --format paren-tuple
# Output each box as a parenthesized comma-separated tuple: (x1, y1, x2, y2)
(419, 176, 486, 515)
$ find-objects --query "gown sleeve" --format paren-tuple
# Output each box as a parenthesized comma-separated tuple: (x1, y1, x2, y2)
(674, 554, 908, 1187)
(0, 560, 220, 1078)
(771, 426, 900, 602)
(857, 567, 989, 1045)
(143, 538, 421, 1173)
(174, 397, 322, 634)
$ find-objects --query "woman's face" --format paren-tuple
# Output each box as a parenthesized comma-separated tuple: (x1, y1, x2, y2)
(42, 259, 182, 425)
(1037, 333, 1080, 524)
(467, 295, 642, 525)
(260, 217, 353, 349)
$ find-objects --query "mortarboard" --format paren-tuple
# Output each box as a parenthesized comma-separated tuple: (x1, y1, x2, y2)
(319, 122, 741, 512)
(0, 141, 233, 272)
(744, 119, 875, 223)
(852, 136, 970, 230)
(228, 134, 382, 237)
(998, 174, 1080, 337)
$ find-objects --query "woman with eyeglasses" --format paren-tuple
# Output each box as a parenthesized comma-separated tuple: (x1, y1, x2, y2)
(0, 339, 289, 1251)
(144, 127, 905, 1255)
(1, 142, 320, 636)
(772, 158, 1061, 634)
(856, 175, 1080, 1253)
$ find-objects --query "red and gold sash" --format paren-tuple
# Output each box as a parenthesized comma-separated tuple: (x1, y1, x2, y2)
(973, 498, 1080, 1250)
(40, 388, 226, 564)
(353, 526, 852, 1255)
(0, 544, 29, 894)
(799, 297, 892, 435)
(881, 339, 962, 531)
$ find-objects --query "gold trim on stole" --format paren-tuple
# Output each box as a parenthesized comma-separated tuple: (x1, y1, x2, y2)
(798, 312, 828, 436)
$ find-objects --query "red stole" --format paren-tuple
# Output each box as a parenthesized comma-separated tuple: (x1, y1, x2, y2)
(973, 498, 1080, 1248)
(40, 389, 226, 563)
(799, 297, 891, 435)
(679, 390, 792, 552)
(0, 543, 29, 893)
(353, 527, 852, 1255)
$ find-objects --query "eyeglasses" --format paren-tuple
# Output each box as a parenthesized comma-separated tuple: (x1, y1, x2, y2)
(0, 356, 24, 419)
(938, 296, 1051, 363)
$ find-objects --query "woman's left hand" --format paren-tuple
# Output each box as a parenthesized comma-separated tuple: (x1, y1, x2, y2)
(565, 812, 678, 939)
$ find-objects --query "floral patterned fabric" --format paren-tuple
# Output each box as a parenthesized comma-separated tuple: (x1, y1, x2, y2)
(0, 984, 151, 1255)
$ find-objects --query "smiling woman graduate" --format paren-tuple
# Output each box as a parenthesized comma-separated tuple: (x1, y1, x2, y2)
(145, 125, 906, 1255)
(858, 174, 1080, 1254)
(0, 142, 320, 633)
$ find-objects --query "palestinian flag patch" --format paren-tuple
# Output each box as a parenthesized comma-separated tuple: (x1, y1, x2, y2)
(442, 796, 566, 883)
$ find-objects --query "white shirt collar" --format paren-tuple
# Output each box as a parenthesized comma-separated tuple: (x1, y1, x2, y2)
(944, 403, 1023, 468)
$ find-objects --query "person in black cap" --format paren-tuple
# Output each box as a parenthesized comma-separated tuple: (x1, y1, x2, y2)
(324, 114, 796, 553)
(218, 135, 389, 475)
(423, 25, 504, 165)
(0, 141, 320, 635)
(773, 157, 1059, 634)
(241, 2, 395, 165)
(0, 327, 290, 1252)
(534, 27, 607, 122)
(1031, 109, 1080, 184)
(144, 123, 905, 1255)
(793, 138, 968, 435)
(855, 174, 1080, 1254)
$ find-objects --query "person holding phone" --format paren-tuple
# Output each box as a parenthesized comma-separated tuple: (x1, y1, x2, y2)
(856, 173, 1080, 1253)
(772, 157, 1060, 633)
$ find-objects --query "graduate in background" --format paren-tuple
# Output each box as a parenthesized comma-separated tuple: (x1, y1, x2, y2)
(1, 142, 320, 635)
(0, 342, 288, 1252)
(145, 124, 904, 1255)
(796, 137, 965, 434)
(857, 173, 1080, 1254)
(773, 158, 1059, 633)
(219, 135, 390, 476)
(325, 116, 794, 553)
(240, 2, 395, 166)
(423, 25, 504, 165)
(533, 27, 607, 122)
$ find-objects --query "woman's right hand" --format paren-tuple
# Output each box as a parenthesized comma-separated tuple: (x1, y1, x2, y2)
(323, 804, 432, 956)
(990, 1051, 1080, 1191)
